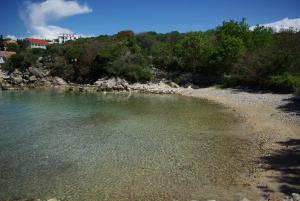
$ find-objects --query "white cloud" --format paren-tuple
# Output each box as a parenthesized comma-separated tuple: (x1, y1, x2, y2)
(4, 35, 17, 40)
(250, 17, 300, 32)
(22, 0, 92, 39)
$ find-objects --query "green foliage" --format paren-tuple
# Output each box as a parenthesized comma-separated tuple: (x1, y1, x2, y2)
(17, 39, 27, 51)
(270, 74, 300, 92)
(212, 34, 245, 73)
(216, 18, 250, 43)
(6, 43, 19, 52)
(248, 26, 273, 50)
(3, 19, 299, 93)
(0, 35, 4, 51)
(177, 32, 214, 73)
(4, 48, 43, 72)
(91, 41, 153, 82)
(295, 86, 300, 96)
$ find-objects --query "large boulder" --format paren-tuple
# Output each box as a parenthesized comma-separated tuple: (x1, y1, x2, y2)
(53, 77, 67, 85)
(0, 81, 12, 90)
(292, 193, 300, 201)
(168, 82, 180, 88)
(11, 68, 22, 77)
(94, 77, 129, 91)
(28, 75, 37, 83)
(28, 67, 49, 78)
(10, 75, 23, 85)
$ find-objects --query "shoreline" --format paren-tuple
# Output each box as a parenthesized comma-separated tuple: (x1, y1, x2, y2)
(180, 87, 300, 199)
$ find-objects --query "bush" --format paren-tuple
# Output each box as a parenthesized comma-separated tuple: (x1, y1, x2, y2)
(295, 86, 300, 96)
(269, 74, 300, 93)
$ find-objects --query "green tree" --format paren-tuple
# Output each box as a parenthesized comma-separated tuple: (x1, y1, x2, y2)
(0, 35, 5, 51)
(248, 26, 273, 50)
(6, 43, 19, 52)
(216, 18, 250, 43)
(65, 46, 84, 81)
(177, 32, 214, 73)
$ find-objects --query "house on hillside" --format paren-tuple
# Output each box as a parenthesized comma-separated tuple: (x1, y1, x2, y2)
(57, 34, 81, 44)
(0, 51, 16, 65)
(26, 38, 49, 49)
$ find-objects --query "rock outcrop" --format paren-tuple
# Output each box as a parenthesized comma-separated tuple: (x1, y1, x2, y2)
(95, 77, 129, 91)
(0, 67, 67, 90)
(1, 69, 180, 94)
(93, 77, 181, 94)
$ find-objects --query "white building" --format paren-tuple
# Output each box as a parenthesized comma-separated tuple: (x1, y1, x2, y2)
(26, 38, 49, 49)
(57, 34, 81, 44)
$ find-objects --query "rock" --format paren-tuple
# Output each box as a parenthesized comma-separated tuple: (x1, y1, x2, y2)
(168, 81, 180, 88)
(292, 193, 300, 201)
(238, 198, 250, 201)
(47, 198, 59, 201)
(53, 77, 67, 85)
(38, 77, 52, 86)
(0, 70, 9, 80)
(267, 194, 286, 201)
(78, 86, 84, 92)
(28, 75, 37, 82)
(0, 81, 11, 90)
(95, 77, 129, 91)
(28, 67, 49, 78)
(11, 68, 22, 76)
(11, 75, 23, 84)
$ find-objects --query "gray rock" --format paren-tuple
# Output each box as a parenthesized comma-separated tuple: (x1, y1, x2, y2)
(28, 67, 48, 78)
(238, 198, 250, 201)
(28, 75, 37, 82)
(38, 77, 52, 86)
(47, 198, 59, 201)
(95, 77, 129, 91)
(12, 68, 22, 76)
(53, 77, 67, 85)
(1, 81, 12, 90)
(168, 81, 180, 88)
(11, 75, 23, 84)
(292, 193, 300, 201)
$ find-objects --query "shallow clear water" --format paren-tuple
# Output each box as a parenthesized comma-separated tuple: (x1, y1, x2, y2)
(0, 90, 258, 201)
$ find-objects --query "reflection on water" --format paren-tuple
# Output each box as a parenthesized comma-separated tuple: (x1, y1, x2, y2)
(0, 90, 258, 201)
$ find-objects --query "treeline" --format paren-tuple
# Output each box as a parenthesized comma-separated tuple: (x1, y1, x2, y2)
(2, 19, 300, 93)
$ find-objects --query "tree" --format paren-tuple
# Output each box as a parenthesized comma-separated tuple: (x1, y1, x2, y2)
(0, 35, 5, 51)
(248, 26, 273, 50)
(65, 46, 84, 81)
(177, 32, 214, 73)
(211, 19, 249, 73)
(6, 43, 19, 52)
(216, 18, 250, 43)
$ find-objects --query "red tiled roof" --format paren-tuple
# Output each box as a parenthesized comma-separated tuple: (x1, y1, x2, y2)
(26, 38, 49, 45)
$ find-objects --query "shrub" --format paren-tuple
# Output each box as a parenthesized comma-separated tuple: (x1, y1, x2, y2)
(269, 74, 300, 93)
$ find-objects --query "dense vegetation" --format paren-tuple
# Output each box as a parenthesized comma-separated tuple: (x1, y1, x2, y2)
(1, 19, 300, 93)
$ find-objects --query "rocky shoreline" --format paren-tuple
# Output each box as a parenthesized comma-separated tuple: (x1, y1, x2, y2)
(0, 68, 181, 94)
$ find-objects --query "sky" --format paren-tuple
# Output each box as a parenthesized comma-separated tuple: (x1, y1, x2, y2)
(1, 0, 300, 39)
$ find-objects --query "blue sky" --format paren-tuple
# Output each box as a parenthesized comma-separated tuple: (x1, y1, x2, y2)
(1, 0, 300, 39)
